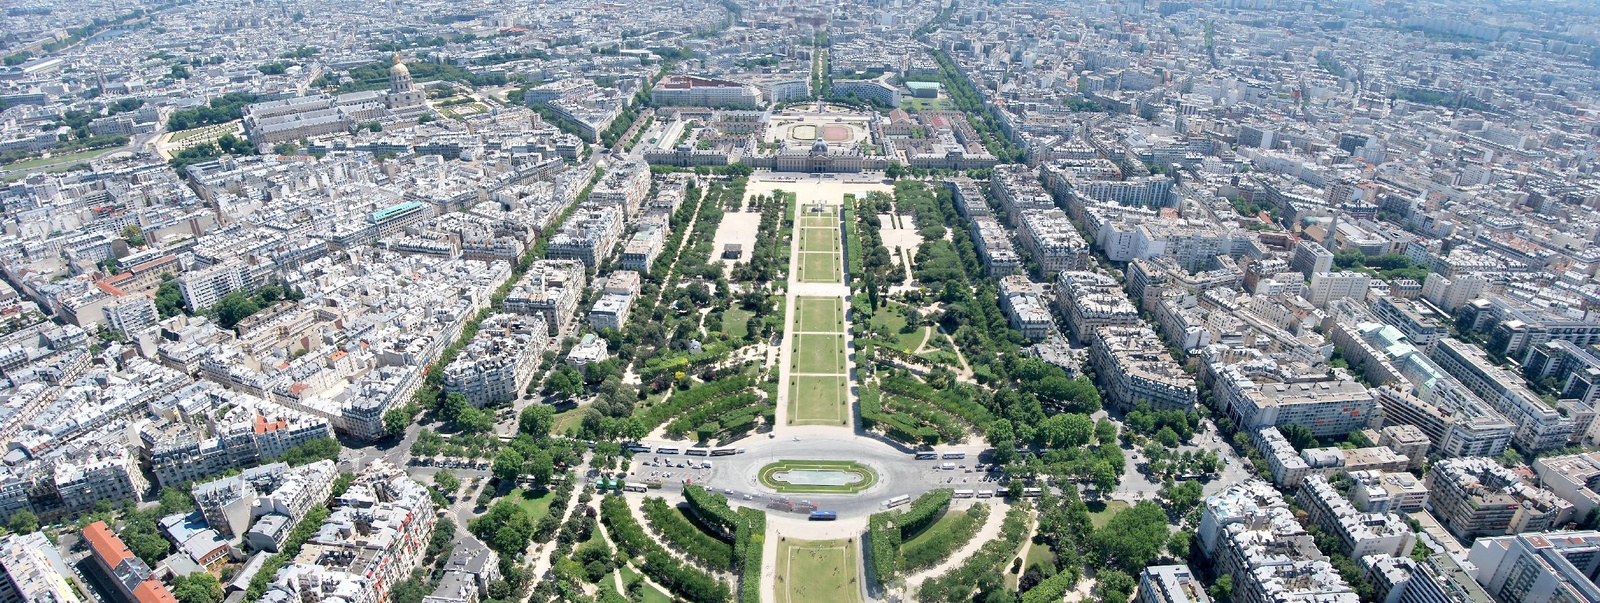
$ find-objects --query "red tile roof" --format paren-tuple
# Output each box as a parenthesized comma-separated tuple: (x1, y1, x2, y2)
(82, 521, 133, 567)
(133, 580, 179, 603)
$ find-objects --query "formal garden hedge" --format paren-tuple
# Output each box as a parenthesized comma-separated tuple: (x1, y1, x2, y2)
(901, 503, 988, 571)
(684, 485, 766, 603)
(917, 504, 1031, 602)
(866, 488, 952, 586)
(601, 496, 731, 603)
(642, 497, 734, 569)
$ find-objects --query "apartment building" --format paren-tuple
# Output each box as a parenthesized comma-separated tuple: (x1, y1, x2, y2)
(53, 446, 148, 515)
(1458, 295, 1600, 363)
(1347, 470, 1429, 514)
(1017, 208, 1093, 274)
(1136, 565, 1211, 603)
(1054, 271, 1140, 343)
(651, 76, 761, 108)
(1371, 295, 1447, 346)
(1524, 339, 1600, 410)
(1290, 240, 1334, 279)
(149, 386, 334, 487)
(101, 295, 159, 336)
(998, 276, 1055, 340)
(1468, 531, 1600, 603)
(1425, 457, 1573, 540)
(177, 260, 249, 312)
(1428, 338, 1576, 452)
(443, 314, 548, 408)
(947, 178, 991, 218)
(1420, 272, 1487, 312)
(503, 260, 587, 337)
(84, 521, 178, 603)
(546, 205, 623, 267)
(1375, 424, 1431, 470)
(424, 533, 501, 603)
(193, 464, 287, 539)
(1533, 451, 1600, 522)
(0, 532, 80, 603)
(830, 78, 900, 107)
(1089, 326, 1196, 412)
(619, 221, 667, 274)
(969, 216, 1021, 275)
(264, 461, 435, 603)
(1199, 481, 1358, 603)
(587, 160, 651, 218)
(1364, 554, 1495, 603)
(1298, 474, 1416, 560)
(245, 461, 338, 553)
(1209, 360, 1375, 439)
(1307, 271, 1372, 307)
(990, 165, 1056, 226)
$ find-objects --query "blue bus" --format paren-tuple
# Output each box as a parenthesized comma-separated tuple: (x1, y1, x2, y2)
(808, 510, 837, 521)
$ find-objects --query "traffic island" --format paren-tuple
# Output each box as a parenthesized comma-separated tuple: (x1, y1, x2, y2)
(759, 460, 879, 494)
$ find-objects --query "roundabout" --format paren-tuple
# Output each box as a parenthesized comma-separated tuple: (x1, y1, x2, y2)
(629, 432, 991, 520)
(759, 460, 878, 494)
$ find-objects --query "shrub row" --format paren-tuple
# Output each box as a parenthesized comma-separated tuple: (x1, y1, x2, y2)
(885, 395, 966, 443)
(666, 392, 763, 439)
(531, 477, 578, 543)
(600, 496, 731, 603)
(736, 507, 766, 603)
(1020, 571, 1077, 603)
(639, 340, 737, 383)
(860, 385, 937, 445)
(880, 376, 994, 427)
(642, 497, 734, 569)
(843, 195, 863, 279)
(684, 484, 741, 537)
(867, 512, 901, 586)
(917, 504, 1031, 603)
(636, 375, 754, 431)
(685, 486, 766, 603)
(901, 503, 988, 571)
(866, 489, 953, 586)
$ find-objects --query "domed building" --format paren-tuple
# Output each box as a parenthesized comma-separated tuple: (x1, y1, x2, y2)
(385, 53, 425, 110)
(241, 54, 430, 145)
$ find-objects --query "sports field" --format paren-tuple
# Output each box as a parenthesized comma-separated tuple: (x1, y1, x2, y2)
(775, 538, 862, 603)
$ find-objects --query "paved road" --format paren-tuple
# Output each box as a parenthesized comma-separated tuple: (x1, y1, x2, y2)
(1107, 415, 1253, 504)
(623, 432, 1001, 519)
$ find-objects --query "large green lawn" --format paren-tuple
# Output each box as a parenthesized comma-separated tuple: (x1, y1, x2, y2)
(553, 407, 586, 436)
(1087, 500, 1130, 529)
(788, 376, 849, 425)
(2, 146, 124, 172)
(506, 487, 555, 523)
(776, 538, 861, 603)
(792, 334, 846, 374)
(869, 303, 928, 352)
(795, 296, 844, 333)
(903, 96, 955, 112)
(169, 121, 239, 143)
(724, 307, 755, 339)
(801, 228, 840, 253)
(799, 252, 841, 283)
(618, 564, 672, 603)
